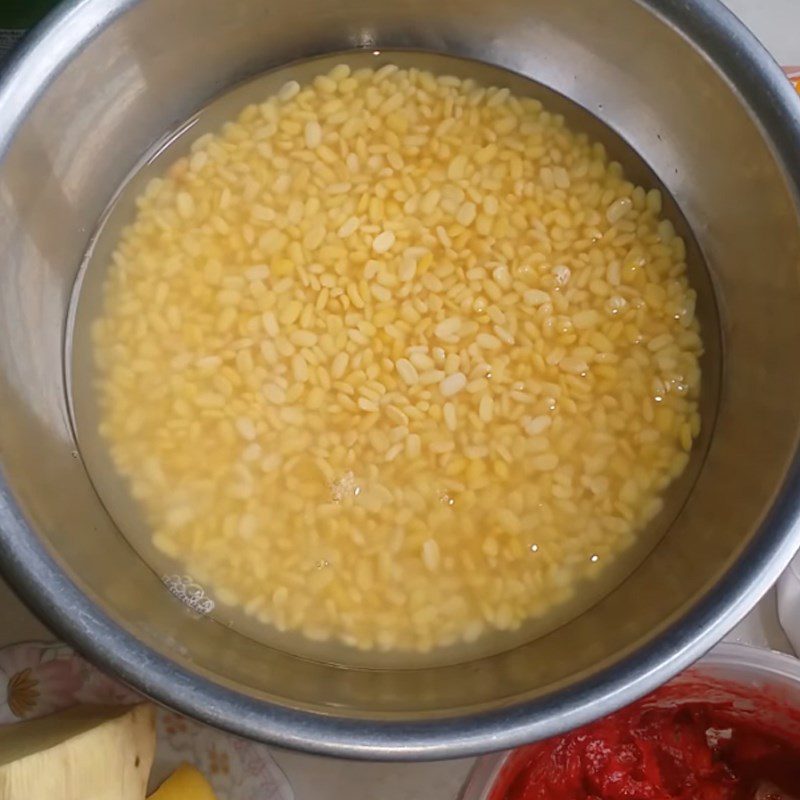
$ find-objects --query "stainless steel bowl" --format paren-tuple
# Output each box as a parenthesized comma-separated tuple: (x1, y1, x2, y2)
(1, 0, 800, 760)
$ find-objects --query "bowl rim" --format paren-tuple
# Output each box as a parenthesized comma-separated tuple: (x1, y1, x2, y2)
(2, 0, 800, 760)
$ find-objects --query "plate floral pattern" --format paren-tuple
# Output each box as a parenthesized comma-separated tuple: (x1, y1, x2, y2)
(0, 641, 293, 800)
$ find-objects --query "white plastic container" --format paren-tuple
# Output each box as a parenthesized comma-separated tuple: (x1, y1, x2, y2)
(459, 643, 800, 800)
(778, 552, 800, 654)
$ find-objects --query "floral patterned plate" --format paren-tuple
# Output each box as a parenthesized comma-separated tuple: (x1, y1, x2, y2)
(0, 641, 293, 800)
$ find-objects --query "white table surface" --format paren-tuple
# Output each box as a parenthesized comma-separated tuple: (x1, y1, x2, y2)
(2, 2, 799, 797)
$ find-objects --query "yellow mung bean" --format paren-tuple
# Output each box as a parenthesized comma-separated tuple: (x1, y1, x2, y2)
(93, 63, 702, 653)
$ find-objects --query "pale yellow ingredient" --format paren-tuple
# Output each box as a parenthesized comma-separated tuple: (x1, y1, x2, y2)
(93, 63, 702, 653)
(149, 764, 217, 800)
(0, 704, 155, 800)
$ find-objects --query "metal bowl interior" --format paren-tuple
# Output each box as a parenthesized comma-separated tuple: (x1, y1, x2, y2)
(64, 46, 722, 672)
(1, 0, 800, 759)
